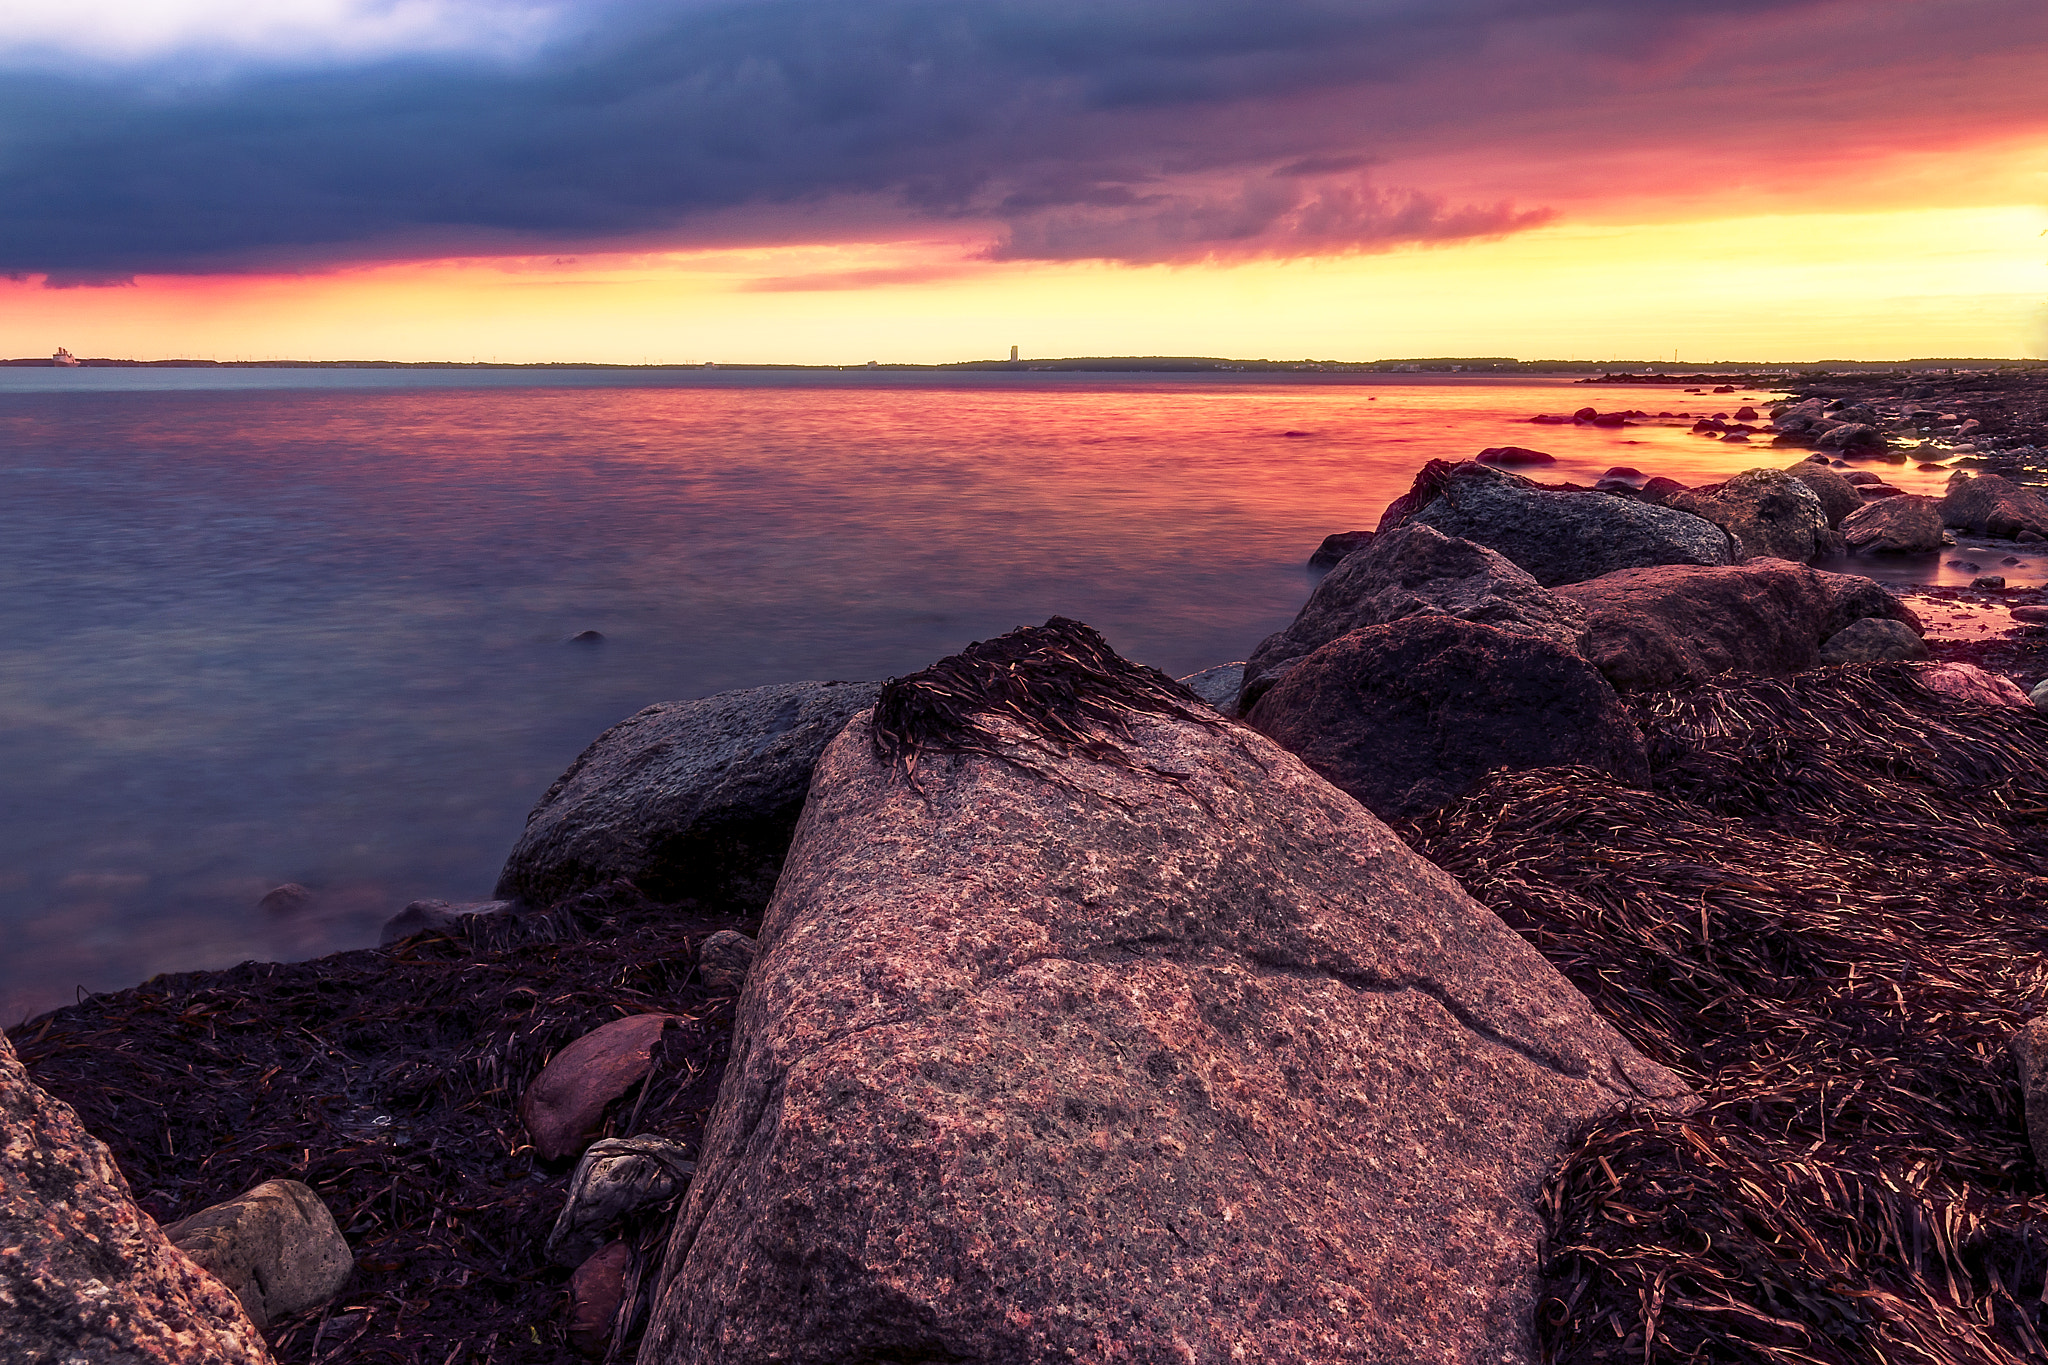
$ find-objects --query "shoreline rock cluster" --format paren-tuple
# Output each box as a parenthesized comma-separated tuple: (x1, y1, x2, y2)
(9, 406, 2048, 1362)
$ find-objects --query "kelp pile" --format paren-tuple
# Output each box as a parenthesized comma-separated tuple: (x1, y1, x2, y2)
(1402, 663, 2048, 1364)
(6, 880, 744, 1365)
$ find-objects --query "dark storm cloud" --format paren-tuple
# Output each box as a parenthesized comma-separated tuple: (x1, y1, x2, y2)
(0, 0, 2033, 277)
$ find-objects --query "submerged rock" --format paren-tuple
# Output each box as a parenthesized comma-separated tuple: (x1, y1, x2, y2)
(1382, 461, 1732, 587)
(1238, 522, 1585, 711)
(1, 1031, 274, 1364)
(1555, 560, 1922, 690)
(1247, 616, 1649, 821)
(638, 618, 1687, 1365)
(496, 680, 882, 913)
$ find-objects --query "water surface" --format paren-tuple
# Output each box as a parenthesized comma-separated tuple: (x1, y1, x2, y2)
(0, 369, 1971, 1021)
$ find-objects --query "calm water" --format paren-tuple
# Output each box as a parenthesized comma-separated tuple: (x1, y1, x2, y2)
(0, 369, 1964, 1022)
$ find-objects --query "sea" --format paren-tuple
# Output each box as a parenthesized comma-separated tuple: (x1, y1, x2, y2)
(0, 367, 1975, 1023)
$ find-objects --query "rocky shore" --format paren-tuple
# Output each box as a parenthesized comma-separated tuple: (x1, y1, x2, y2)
(10, 386, 2048, 1364)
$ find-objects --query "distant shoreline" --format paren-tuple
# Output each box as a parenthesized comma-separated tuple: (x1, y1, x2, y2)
(5, 355, 2045, 376)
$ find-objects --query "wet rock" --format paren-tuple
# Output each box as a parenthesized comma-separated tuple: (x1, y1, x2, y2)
(1916, 662, 2032, 709)
(1734, 406, 1759, 421)
(496, 680, 882, 913)
(257, 883, 312, 916)
(1307, 529, 1375, 570)
(1382, 460, 1732, 587)
(696, 930, 757, 993)
(1817, 423, 1886, 454)
(1174, 662, 1245, 715)
(1974, 577, 2008, 591)
(1638, 476, 1691, 505)
(1942, 473, 2048, 540)
(568, 1242, 632, 1359)
(163, 1180, 353, 1329)
(1476, 445, 1556, 466)
(1668, 468, 1833, 562)
(0, 1031, 273, 1364)
(1860, 483, 1906, 499)
(547, 1138, 698, 1268)
(379, 898, 515, 946)
(1238, 522, 1586, 711)
(521, 1014, 684, 1162)
(638, 619, 1688, 1365)
(1783, 462, 1861, 527)
(1247, 617, 1649, 822)
(1604, 466, 1645, 479)
(2012, 606, 2048, 624)
(1842, 471, 1884, 485)
(1840, 496, 1944, 554)
(568, 630, 606, 644)
(1555, 560, 1923, 691)
(1819, 618, 1929, 665)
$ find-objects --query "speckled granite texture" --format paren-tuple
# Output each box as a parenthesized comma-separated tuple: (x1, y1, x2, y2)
(1, 1030, 273, 1364)
(638, 626, 1689, 1365)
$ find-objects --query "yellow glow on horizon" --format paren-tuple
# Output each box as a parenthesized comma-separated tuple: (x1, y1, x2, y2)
(4, 204, 2041, 365)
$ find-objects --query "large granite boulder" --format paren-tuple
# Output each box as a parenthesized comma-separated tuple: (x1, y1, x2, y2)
(1237, 523, 1586, 711)
(1555, 560, 1923, 691)
(1784, 461, 1862, 527)
(1840, 495, 1944, 554)
(1, 1030, 274, 1364)
(638, 619, 1688, 1365)
(1246, 617, 1648, 821)
(1667, 468, 1834, 562)
(495, 680, 881, 912)
(1941, 473, 2048, 540)
(1380, 461, 1732, 587)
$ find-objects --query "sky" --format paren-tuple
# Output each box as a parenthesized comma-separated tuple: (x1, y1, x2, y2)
(1, 0, 2044, 363)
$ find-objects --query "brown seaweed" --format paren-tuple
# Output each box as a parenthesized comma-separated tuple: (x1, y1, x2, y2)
(7, 879, 746, 1364)
(1402, 664, 2048, 1364)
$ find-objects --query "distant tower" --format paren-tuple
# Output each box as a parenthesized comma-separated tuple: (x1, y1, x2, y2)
(1009, 345, 1019, 362)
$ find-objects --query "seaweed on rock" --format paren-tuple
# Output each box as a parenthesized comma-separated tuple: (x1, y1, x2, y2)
(1401, 666, 2048, 1365)
(870, 616, 1222, 789)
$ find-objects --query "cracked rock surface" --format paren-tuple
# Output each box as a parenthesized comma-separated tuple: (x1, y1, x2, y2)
(1, 1030, 273, 1364)
(639, 622, 1688, 1365)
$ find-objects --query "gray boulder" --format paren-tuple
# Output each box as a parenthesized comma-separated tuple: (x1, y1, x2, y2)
(1783, 461, 1862, 528)
(1942, 473, 2048, 540)
(2030, 679, 2048, 711)
(638, 619, 1688, 1365)
(1841, 496, 1944, 554)
(1384, 461, 1732, 587)
(1, 1030, 274, 1364)
(496, 680, 881, 912)
(379, 897, 515, 945)
(1555, 560, 1923, 691)
(163, 1180, 353, 1329)
(1819, 618, 1929, 665)
(1247, 617, 1649, 822)
(1668, 468, 1834, 562)
(1238, 523, 1585, 711)
(1174, 662, 1246, 715)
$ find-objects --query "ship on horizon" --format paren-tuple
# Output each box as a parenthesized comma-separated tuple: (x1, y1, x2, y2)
(51, 347, 79, 366)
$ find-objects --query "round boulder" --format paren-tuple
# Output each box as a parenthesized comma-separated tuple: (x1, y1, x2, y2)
(1667, 468, 1832, 563)
(1246, 616, 1649, 822)
(521, 1014, 684, 1162)
(1819, 618, 1928, 665)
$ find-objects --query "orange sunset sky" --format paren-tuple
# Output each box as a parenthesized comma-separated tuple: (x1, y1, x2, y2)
(3, 0, 2044, 364)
